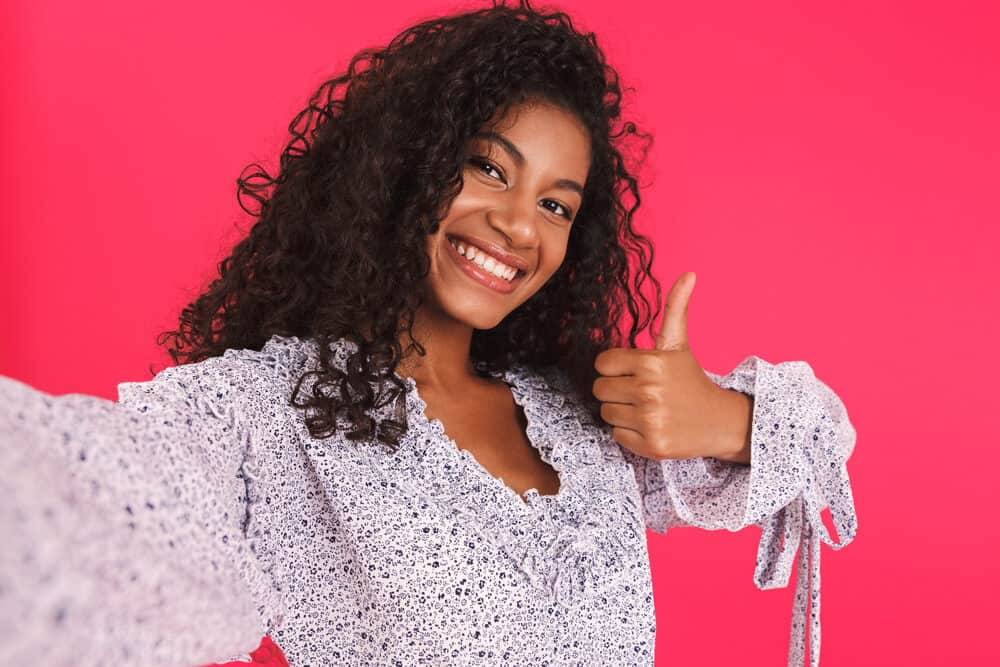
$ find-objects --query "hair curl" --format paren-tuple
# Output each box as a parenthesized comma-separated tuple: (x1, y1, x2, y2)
(157, 0, 662, 451)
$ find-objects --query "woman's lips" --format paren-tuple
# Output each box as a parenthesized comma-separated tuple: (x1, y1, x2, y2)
(444, 237, 526, 294)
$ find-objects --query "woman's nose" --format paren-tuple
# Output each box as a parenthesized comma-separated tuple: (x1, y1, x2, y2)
(487, 193, 540, 247)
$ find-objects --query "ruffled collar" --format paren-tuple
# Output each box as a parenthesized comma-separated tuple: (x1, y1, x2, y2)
(249, 334, 644, 609)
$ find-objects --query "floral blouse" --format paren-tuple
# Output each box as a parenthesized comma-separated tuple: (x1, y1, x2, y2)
(0, 334, 858, 666)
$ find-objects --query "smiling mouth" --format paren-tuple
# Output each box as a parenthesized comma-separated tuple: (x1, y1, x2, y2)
(445, 235, 527, 282)
(443, 235, 528, 295)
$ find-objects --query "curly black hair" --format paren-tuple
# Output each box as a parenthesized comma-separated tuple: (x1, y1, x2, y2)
(157, 0, 662, 451)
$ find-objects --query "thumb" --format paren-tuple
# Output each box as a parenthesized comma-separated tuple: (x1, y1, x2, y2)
(654, 271, 695, 351)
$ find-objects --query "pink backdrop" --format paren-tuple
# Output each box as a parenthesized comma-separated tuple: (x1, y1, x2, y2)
(2, 0, 996, 664)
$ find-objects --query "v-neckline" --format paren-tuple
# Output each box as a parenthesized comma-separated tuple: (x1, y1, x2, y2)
(398, 364, 568, 510)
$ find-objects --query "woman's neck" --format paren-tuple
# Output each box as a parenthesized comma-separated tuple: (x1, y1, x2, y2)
(364, 308, 481, 391)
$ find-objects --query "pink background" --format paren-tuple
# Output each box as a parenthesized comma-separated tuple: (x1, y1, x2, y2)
(2, 0, 996, 664)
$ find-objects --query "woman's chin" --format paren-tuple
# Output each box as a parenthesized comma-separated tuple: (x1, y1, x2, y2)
(457, 309, 507, 331)
(432, 296, 509, 331)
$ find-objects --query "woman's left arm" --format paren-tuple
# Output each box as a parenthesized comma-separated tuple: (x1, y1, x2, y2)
(596, 272, 857, 540)
(624, 356, 857, 537)
(619, 355, 858, 667)
(597, 272, 858, 666)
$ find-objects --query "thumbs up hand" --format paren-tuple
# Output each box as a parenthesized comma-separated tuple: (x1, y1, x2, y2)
(592, 272, 753, 463)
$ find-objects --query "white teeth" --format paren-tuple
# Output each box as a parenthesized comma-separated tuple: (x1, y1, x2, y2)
(449, 238, 519, 282)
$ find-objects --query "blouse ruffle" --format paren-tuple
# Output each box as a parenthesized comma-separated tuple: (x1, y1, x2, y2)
(288, 334, 647, 611)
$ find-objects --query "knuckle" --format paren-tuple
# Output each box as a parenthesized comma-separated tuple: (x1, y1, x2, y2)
(636, 381, 660, 404)
(652, 436, 673, 460)
(645, 402, 669, 428)
(638, 354, 659, 375)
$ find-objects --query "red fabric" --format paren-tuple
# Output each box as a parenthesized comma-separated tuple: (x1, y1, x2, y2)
(201, 635, 289, 667)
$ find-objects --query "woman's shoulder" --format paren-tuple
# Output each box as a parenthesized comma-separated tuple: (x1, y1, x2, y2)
(116, 334, 319, 413)
(512, 361, 588, 411)
(506, 360, 603, 435)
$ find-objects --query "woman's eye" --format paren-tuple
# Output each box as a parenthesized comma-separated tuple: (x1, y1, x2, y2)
(542, 200, 573, 220)
(468, 157, 503, 181)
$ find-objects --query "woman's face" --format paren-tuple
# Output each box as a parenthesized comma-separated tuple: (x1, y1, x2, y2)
(422, 100, 592, 331)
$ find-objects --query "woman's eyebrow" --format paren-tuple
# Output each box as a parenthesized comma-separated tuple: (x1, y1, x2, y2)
(472, 131, 584, 196)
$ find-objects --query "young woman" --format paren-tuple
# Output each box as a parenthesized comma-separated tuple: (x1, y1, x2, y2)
(0, 1, 858, 665)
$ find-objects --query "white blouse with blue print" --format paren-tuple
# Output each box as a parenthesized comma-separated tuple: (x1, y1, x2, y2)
(0, 333, 857, 666)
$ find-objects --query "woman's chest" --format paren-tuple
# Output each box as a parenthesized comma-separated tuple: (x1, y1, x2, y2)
(252, 438, 656, 664)
(247, 394, 649, 573)
(243, 370, 656, 661)
(419, 382, 562, 499)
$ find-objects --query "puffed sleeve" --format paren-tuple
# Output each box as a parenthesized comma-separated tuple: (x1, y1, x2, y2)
(0, 355, 284, 667)
(621, 356, 858, 667)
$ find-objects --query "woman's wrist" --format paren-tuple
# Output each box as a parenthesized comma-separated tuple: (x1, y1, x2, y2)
(714, 390, 753, 465)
